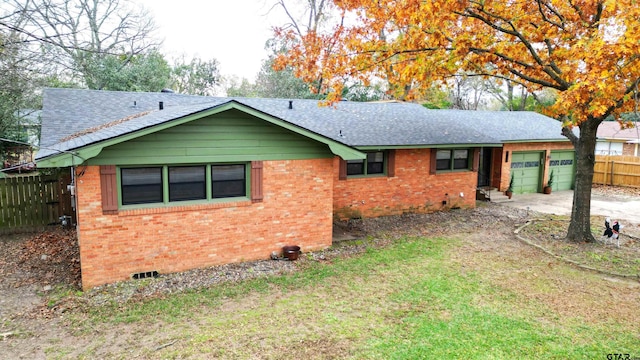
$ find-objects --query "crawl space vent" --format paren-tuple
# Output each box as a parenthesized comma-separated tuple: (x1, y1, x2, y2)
(132, 271, 159, 280)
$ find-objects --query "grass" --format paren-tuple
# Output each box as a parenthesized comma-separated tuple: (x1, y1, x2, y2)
(55, 235, 638, 359)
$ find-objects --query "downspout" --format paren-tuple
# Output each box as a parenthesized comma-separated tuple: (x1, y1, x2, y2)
(69, 163, 76, 212)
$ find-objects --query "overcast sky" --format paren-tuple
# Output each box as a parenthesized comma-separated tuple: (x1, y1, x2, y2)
(137, 0, 285, 81)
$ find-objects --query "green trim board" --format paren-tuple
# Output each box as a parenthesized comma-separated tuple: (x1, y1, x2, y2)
(36, 101, 366, 168)
(35, 147, 100, 168)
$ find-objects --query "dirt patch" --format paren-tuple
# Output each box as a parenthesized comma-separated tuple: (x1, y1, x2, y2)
(519, 217, 640, 276)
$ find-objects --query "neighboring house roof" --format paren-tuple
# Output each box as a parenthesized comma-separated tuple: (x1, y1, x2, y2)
(36, 88, 569, 165)
(16, 109, 41, 147)
(17, 109, 41, 125)
(597, 121, 640, 143)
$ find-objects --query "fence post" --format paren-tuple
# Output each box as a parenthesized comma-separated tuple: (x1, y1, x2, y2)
(610, 161, 615, 186)
(602, 157, 608, 185)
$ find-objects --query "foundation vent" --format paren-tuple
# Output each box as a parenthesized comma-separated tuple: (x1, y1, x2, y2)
(132, 271, 159, 280)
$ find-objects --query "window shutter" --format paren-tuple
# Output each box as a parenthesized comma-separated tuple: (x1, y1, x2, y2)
(472, 148, 480, 172)
(100, 165, 118, 214)
(339, 158, 347, 180)
(387, 150, 396, 177)
(429, 149, 437, 175)
(251, 161, 263, 203)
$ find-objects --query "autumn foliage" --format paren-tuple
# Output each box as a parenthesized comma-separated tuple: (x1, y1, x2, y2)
(275, 0, 640, 122)
(275, 0, 640, 242)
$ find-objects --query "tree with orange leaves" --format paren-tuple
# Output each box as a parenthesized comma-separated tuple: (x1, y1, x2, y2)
(275, 0, 640, 242)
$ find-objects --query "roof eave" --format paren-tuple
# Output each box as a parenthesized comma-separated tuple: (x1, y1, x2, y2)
(501, 139, 570, 144)
(36, 147, 102, 168)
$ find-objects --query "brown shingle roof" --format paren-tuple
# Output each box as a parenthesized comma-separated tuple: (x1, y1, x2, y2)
(597, 121, 640, 140)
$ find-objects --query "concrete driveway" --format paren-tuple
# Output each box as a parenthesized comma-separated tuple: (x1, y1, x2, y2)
(498, 190, 640, 225)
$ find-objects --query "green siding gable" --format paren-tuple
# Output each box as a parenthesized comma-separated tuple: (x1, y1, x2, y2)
(88, 109, 334, 165)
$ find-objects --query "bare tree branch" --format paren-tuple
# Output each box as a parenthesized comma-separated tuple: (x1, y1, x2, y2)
(4, 0, 161, 85)
(458, 6, 571, 90)
(536, 0, 565, 29)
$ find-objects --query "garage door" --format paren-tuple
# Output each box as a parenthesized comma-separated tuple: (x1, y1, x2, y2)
(549, 150, 575, 191)
(511, 152, 542, 194)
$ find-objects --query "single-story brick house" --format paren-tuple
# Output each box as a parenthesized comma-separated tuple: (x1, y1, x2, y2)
(36, 88, 574, 289)
(596, 121, 640, 156)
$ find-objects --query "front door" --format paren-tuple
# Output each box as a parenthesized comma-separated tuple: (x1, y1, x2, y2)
(477, 147, 492, 187)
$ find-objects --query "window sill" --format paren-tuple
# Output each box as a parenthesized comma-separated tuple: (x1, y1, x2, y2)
(436, 169, 472, 174)
(118, 198, 253, 216)
(345, 174, 387, 179)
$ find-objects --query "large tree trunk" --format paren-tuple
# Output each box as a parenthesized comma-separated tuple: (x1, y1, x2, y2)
(564, 118, 601, 243)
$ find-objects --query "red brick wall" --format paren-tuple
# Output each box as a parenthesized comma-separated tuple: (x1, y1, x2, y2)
(623, 143, 638, 157)
(76, 159, 333, 289)
(499, 142, 574, 192)
(333, 149, 477, 219)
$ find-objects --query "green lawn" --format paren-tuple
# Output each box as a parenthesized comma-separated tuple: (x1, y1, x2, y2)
(60, 236, 638, 359)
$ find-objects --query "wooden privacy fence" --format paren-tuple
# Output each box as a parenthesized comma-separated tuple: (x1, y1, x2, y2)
(594, 155, 640, 187)
(0, 174, 73, 232)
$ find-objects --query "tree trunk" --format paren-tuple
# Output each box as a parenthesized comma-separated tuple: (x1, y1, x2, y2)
(565, 119, 600, 243)
(506, 82, 514, 111)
